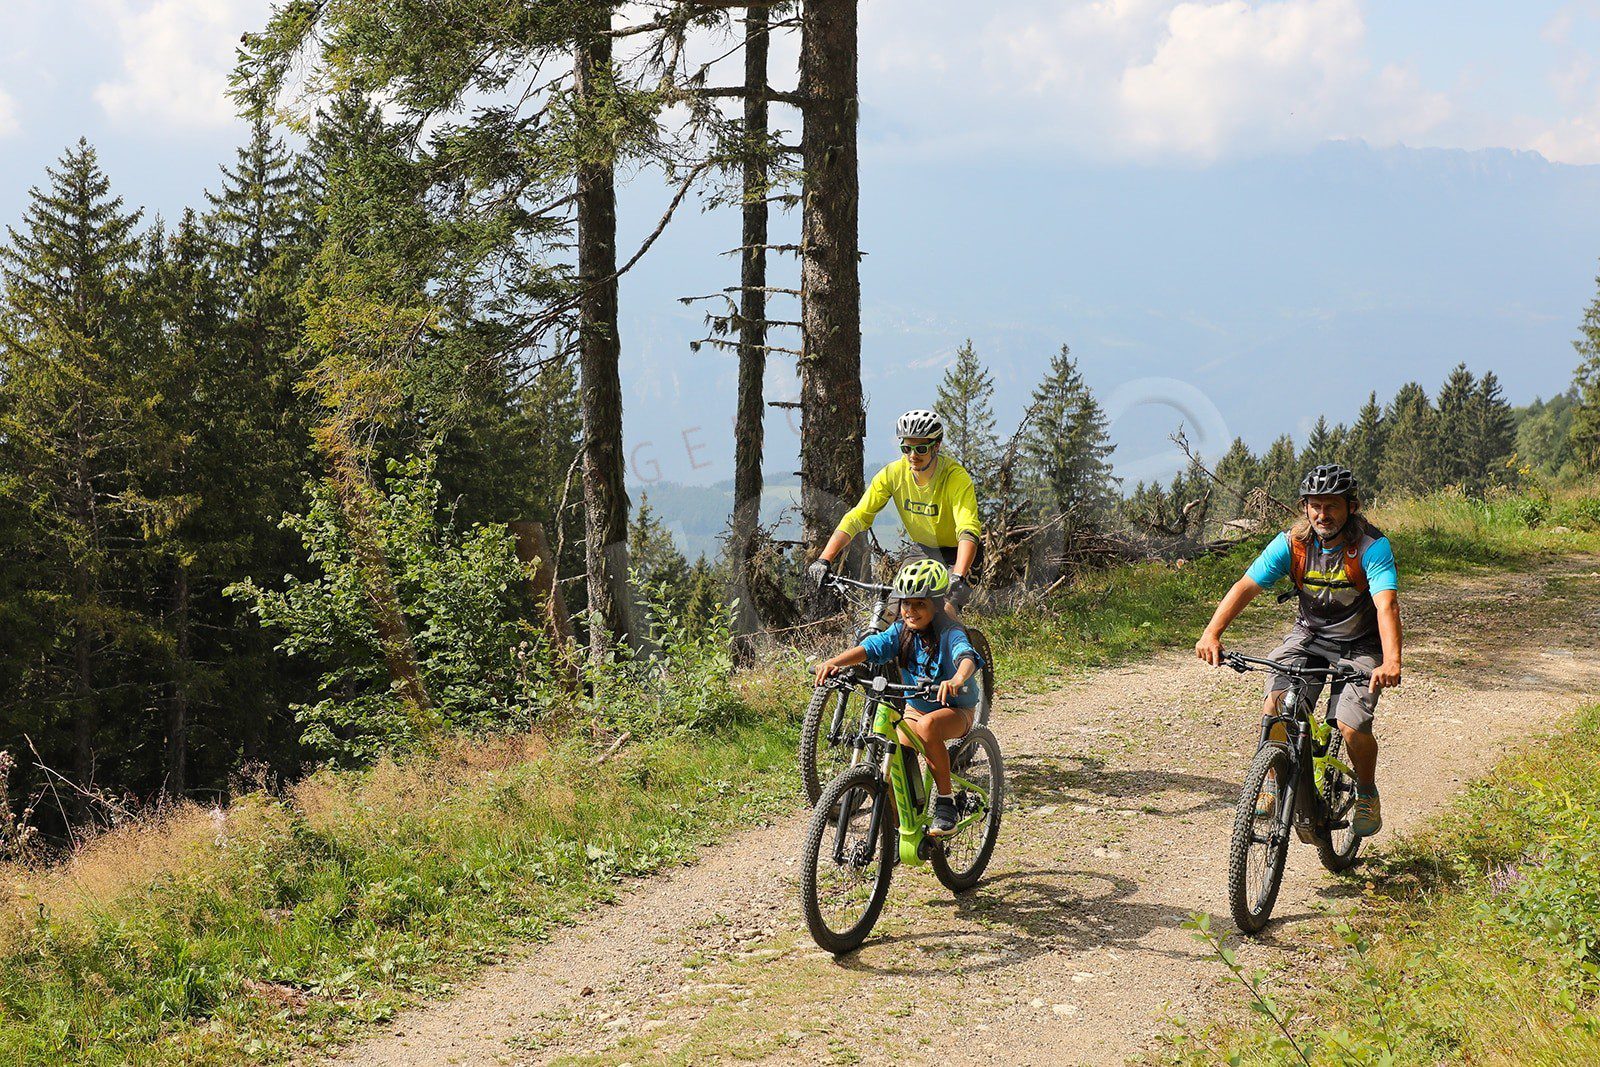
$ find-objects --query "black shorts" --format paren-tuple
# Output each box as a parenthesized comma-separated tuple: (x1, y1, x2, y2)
(916, 541, 984, 584)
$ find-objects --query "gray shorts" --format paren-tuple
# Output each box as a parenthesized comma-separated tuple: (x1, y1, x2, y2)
(1264, 629, 1381, 733)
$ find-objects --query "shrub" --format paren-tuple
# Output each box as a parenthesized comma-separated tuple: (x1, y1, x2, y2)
(229, 453, 556, 765)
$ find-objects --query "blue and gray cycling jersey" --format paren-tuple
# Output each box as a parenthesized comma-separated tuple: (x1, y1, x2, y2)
(860, 620, 983, 713)
(1245, 529, 1398, 643)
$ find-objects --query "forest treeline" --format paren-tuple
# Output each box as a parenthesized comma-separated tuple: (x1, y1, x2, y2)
(2, 1, 1599, 818)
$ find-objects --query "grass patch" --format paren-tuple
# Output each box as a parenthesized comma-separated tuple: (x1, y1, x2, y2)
(1170, 702, 1600, 1066)
(0, 714, 799, 1065)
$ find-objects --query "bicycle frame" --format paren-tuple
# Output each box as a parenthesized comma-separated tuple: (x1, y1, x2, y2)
(1249, 662, 1360, 843)
(857, 679, 989, 866)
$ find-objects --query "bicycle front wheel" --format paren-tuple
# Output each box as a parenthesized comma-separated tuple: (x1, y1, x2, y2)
(1227, 744, 1294, 934)
(1316, 730, 1361, 873)
(799, 684, 856, 806)
(800, 766, 896, 954)
(932, 725, 1004, 892)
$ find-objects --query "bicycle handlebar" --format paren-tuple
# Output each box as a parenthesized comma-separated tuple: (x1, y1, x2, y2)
(823, 667, 941, 703)
(821, 572, 896, 597)
(1220, 650, 1366, 685)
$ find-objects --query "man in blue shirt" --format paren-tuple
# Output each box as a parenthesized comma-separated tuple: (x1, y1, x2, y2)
(1195, 465, 1404, 837)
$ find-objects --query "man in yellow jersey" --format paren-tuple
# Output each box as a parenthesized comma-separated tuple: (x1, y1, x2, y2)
(807, 409, 983, 610)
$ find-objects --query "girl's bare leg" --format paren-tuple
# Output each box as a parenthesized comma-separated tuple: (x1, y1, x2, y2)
(900, 707, 974, 795)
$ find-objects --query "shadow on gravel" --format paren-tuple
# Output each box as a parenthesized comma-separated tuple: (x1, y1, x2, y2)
(835, 867, 1198, 976)
(1006, 752, 1238, 819)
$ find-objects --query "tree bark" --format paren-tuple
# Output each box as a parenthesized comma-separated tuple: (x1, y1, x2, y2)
(798, 0, 864, 557)
(731, 7, 770, 638)
(576, 10, 635, 663)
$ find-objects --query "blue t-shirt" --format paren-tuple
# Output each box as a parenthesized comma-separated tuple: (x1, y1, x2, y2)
(860, 620, 984, 712)
(1245, 532, 1398, 593)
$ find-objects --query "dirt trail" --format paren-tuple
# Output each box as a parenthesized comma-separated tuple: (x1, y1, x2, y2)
(324, 557, 1600, 1067)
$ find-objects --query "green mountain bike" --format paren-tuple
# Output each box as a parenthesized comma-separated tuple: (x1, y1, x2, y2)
(1220, 651, 1366, 933)
(799, 671, 1005, 954)
(799, 572, 995, 806)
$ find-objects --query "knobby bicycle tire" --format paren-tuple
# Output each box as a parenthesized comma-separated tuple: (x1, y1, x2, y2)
(965, 625, 997, 727)
(799, 766, 896, 954)
(1227, 744, 1294, 934)
(1316, 731, 1362, 873)
(799, 684, 854, 806)
(931, 725, 1005, 892)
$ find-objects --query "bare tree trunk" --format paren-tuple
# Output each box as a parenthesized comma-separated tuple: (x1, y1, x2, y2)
(576, 10, 634, 663)
(731, 6, 770, 638)
(166, 564, 190, 795)
(798, 0, 864, 557)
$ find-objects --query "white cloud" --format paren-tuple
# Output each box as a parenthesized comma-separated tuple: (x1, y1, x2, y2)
(92, 0, 271, 130)
(0, 86, 19, 137)
(860, 0, 1451, 161)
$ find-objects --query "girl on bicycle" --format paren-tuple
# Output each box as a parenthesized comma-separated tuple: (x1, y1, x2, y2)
(812, 559, 983, 835)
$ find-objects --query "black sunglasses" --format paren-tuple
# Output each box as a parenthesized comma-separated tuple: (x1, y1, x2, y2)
(899, 442, 937, 455)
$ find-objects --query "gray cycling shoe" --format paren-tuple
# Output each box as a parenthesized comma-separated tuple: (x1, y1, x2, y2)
(1351, 793, 1383, 837)
(930, 796, 958, 836)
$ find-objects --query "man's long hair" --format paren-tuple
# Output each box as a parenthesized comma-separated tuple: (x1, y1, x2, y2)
(1290, 497, 1373, 544)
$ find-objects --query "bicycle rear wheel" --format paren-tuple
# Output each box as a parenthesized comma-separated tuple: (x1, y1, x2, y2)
(965, 626, 996, 727)
(799, 684, 856, 806)
(1227, 744, 1294, 934)
(932, 726, 1004, 892)
(799, 766, 896, 954)
(1316, 731, 1361, 873)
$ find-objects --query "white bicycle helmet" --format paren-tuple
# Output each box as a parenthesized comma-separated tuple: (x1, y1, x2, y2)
(896, 409, 944, 441)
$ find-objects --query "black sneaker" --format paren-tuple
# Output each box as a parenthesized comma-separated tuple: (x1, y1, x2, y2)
(930, 796, 958, 836)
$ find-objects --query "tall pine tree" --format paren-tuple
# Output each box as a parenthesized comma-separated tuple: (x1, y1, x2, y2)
(0, 140, 167, 790)
(936, 339, 1000, 499)
(1345, 391, 1386, 498)
(1379, 382, 1439, 495)
(1021, 345, 1117, 531)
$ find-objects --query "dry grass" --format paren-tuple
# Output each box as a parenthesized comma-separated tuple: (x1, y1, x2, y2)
(0, 802, 218, 953)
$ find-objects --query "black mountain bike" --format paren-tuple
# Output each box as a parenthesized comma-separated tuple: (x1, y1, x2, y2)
(1220, 650, 1366, 933)
(798, 572, 995, 806)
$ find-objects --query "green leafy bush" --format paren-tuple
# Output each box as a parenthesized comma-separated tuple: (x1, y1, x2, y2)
(229, 453, 554, 765)
(583, 572, 749, 738)
(1489, 788, 1600, 986)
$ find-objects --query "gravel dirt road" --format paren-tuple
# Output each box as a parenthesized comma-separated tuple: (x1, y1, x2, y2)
(323, 557, 1600, 1066)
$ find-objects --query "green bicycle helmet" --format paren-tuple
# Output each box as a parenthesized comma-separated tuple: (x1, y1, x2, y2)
(893, 558, 951, 600)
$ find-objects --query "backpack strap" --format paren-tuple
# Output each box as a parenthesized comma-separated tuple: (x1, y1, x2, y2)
(1289, 535, 1308, 592)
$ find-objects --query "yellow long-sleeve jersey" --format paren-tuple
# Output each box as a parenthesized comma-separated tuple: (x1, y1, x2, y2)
(836, 456, 982, 549)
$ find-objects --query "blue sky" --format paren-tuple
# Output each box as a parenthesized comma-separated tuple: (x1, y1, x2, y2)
(3, 2, 1600, 488)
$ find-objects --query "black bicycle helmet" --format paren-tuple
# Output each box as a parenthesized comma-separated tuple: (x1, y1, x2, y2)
(1299, 464, 1357, 500)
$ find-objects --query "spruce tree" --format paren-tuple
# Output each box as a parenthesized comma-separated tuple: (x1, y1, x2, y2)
(1212, 437, 1261, 520)
(1434, 362, 1478, 487)
(0, 139, 162, 788)
(1466, 371, 1515, 492)
(937, 339, 1001, 476)
(1345, 392, 1386, 498)
(1260, 434, 1300, 504)
(1571, 276, 1600, 471)
(1021, 345, 1117, 531)
(1300, 416, 1336, 469)
(1379, 382, 1439, 495)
